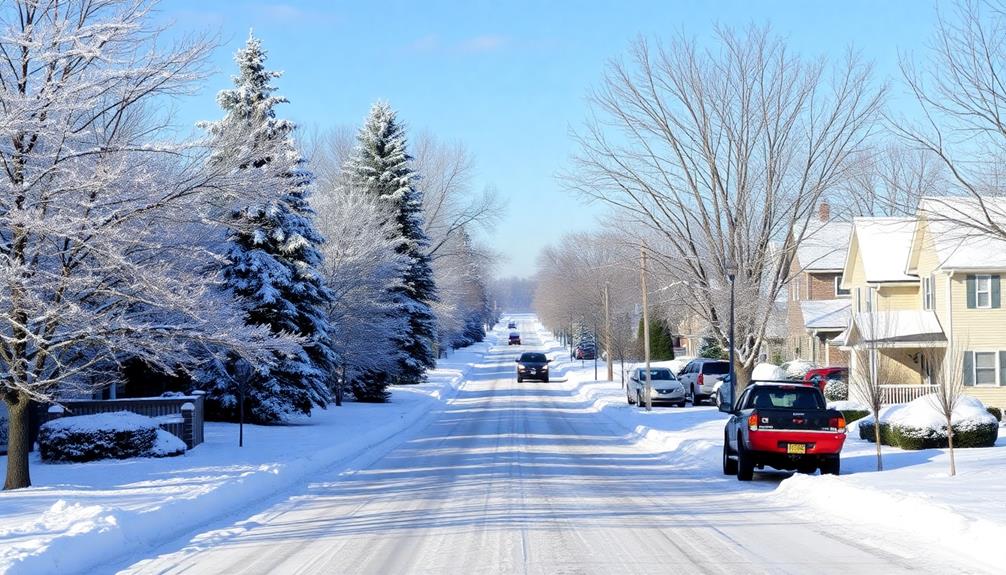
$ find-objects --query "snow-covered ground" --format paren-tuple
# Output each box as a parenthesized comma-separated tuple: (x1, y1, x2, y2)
(0, 332, 497, 575)
(539, 327, 1006, 571)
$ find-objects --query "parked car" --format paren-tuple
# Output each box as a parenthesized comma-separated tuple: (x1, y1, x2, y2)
(720, 381, 846, 481)
(574, 342, 596, 360)
(803, 367, 848, 392)
(508, 332, 521, 345)
(507, 321, 517, 329)
(677, 359, 730, 405)
(626, 367, 686, 407)
(515, 352, 550, 382)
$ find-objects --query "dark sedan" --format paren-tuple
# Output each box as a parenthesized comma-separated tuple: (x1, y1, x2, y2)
(516, 352, 551, 382)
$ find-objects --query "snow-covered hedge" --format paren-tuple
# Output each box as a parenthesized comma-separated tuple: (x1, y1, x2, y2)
(823, 378, 848, 401)
(39, 411, 185, 462)
(858, 395, 999, 450)
(752, 362, 787, 381)
(780, 359, 818, 379)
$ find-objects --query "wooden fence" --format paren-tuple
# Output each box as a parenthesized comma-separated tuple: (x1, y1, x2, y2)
(879, 384, 940, 406)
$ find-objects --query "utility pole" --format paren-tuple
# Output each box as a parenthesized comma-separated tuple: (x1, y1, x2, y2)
(604, 282, 613, 382)
(640, 246, 652, 411)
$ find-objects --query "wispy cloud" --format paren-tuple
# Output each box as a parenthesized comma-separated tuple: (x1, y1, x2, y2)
(459, 34, 508, 53)
(405, 34, 510, 55)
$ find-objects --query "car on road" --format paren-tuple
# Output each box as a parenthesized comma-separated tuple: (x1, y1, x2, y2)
(574, 343, 596, 360)
(515, 352, 550, 382)
(720, 381, 846, 481)
(507, 321, 517, 329)
(626, 367, 686, 407)
(508, 332, 521, 345)
(677, 359, 729, 405)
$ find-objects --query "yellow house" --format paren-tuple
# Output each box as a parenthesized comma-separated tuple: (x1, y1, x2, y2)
(836, 202, 1006, 409)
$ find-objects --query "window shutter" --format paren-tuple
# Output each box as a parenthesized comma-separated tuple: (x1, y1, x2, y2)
(966, 275, 977, 309)
(931, 273, 937, 310)
(963, 351, 975, 387)
(993, 275, 1001, 309)
(1000, 351, 1006, 386)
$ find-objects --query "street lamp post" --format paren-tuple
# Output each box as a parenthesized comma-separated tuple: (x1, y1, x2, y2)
(726, 261, 738, 404)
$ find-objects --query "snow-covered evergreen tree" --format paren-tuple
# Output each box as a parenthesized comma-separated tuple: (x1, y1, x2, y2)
(201, 33, 336, 422)
(344, 103, 438, 385)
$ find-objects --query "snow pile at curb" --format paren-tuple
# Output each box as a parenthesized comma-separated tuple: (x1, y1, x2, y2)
(877, 394, 997, 430)
(776, 473, 1006, 568)
(0, 339, 490, 575)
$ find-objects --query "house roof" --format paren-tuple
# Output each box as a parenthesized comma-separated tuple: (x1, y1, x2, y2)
(845, 217, 917, 283)
(801, 299, 851, 332)
(832, 310, 946, 348)
(909, 197, 1006, 272)
(796, 220, 852, 271)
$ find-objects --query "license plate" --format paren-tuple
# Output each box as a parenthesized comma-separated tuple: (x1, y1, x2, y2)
(529, 369, 536, 374)
(787, 443, 806, 454)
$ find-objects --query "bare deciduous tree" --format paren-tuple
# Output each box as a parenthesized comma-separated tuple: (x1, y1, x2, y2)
(563, 27, 884, 395)
(832, 144, 946, 218)
(0, 0, 287, 489)
(922, 345, 968, 476)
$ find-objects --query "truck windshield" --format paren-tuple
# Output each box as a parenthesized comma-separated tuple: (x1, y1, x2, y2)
(745, 387, 824, 410)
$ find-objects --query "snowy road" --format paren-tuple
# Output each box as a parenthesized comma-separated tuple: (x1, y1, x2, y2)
(119, 330, 978, 575)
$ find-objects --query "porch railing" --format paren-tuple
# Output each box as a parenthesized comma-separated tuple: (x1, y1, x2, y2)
(879, 384, 940, 406)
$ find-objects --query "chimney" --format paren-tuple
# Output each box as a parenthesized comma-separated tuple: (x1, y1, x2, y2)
(818, 201, 831, 222)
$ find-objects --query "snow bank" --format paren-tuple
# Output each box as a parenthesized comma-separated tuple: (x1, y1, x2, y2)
(827, 399, 868, 412)
(780, 359, 817, 379)
(0, 340, 490, 575)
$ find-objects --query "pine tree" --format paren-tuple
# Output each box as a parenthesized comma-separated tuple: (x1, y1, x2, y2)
(699, 336, 726, 360)
(201, 33, 336, 422)
(636, 317, 675, 361)
(344, 102, 438, 386)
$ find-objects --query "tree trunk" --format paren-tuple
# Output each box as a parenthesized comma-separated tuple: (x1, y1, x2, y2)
(873, 415, 883, 471)
(732, 361, 753, 400)
(3, 391, 32, 490)
(947, 417, 956, 477)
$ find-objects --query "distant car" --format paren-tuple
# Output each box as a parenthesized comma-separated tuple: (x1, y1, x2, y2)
(627, 367, 686, 407)
(515, 352, 550, 382)
(507, 321, 517, 329)
(803, 367, 848, 392)
(574, 342, 596, 360)
(508, 332, 521, 345)
(677, 359, 730, 405)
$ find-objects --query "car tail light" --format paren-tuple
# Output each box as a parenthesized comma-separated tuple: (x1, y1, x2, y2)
(829, 416, 846, 431)
(748, 412, 759, 431)
(697, 373, 704, 387)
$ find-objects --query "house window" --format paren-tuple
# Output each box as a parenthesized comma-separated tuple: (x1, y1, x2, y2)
(835, 277, 850, 297)
(923, 276, 934, 310)
(976, 275, 992, 309)
(974, 351, 998, 385)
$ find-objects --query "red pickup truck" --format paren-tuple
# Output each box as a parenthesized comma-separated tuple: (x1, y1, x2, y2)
(720, 382, 846, 481)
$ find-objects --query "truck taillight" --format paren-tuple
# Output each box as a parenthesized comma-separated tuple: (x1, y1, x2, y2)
(829, 416, 846, 431)
(748, 412, 759, 431)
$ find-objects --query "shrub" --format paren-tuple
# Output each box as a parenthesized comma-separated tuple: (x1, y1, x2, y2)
(857, 406, 999, 450)
(39, 411, 184, 462)
(987, 407, 1003, 422)
(824, 378, 849, 402)
(840, 409, 870, 424)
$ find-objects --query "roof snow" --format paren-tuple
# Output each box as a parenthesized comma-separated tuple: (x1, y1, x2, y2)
(800, 299, 851, 331)
(836, 310, 946, 346)
(851, 217, 917, 283)
(797, 220, 852, 271)
(916, 197, 1006, 271)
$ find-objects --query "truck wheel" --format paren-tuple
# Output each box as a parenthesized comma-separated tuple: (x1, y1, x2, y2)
(517, 376, 523, 383)
(722, 433, 738, 475)
(820, 456, 840, 476)
(736, 438, 754, 481)
(542, 376, 549, 383)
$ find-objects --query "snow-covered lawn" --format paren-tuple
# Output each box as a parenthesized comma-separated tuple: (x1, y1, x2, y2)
(538, 327, 1006, 570)
(0, 339, 493, 575)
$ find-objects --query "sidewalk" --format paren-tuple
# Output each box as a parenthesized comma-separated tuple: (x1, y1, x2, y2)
(0, 336, 495, 575)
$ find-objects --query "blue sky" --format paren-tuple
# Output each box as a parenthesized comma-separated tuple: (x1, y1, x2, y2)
(160, 1, 938, 278)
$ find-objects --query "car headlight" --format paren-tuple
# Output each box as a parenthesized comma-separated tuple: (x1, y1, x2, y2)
(541, 365, 548, 370)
